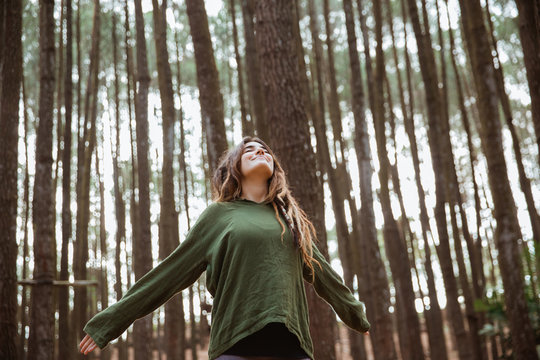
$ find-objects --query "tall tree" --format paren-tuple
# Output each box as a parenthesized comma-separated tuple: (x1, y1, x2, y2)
(150, 0, 184, 358)
(514, 0, 540, 168)
(133, 0, 154, 358)
(254, 1, 337, 358)
(0, 0, 22, 358)
(27, 0, 56, 359)
(403, 0, 475, 357)
(58, 0, 74, 357)
(185, 0, 227, 171)
(241, 0, 267, 140)
(344, 0, 397, 359)
(458, 0, 539, 358)
(372, 1, 424, 359)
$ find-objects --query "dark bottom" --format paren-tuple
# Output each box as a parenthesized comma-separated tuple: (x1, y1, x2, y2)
(216, 356, 311, 360)
(221, 322, 310, 359)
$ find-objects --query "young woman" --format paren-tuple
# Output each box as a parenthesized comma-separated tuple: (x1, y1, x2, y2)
(79, 136, 370, 360)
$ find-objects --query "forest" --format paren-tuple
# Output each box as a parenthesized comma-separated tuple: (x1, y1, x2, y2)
(0, 0, 539, 359)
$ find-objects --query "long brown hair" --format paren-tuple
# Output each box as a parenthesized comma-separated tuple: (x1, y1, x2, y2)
(211, 136, 320, 278)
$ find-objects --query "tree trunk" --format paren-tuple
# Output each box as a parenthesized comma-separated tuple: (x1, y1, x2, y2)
(73, 3, 100, 355)
(344, 1, 397, 359)
(388, 1, 448, 357)
(403, 0, 476, 358)
(514, 0, 540, 168)
(27, 1, 56, 359)
(58, 0, 73, 357)
(185, 0, 227, 171)
(0, 0, 22, 357)
(458, 0, 539, 358)
(229, 0, 251, 136)
(372, 2, 424, 359)
(254, 1, 337, 358)
(241, 0, 267, 140)
(133, 0, 153, 358)
(307, 0, 366, 358)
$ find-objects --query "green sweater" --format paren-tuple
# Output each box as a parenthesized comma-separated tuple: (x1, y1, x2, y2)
(84, 199, 370, 359)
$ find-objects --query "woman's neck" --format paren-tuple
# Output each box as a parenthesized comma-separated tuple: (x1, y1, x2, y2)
(240, 178, 268, 203)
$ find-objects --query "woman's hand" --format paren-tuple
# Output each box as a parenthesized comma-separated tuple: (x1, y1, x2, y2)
(79, 334, 98, 355)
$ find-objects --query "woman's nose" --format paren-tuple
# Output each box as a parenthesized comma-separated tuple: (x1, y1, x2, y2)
(255, 148, 264, 155)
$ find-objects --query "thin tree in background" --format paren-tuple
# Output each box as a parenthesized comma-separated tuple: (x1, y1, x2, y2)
(27, 0, 56, 359)
(58, 0, 74, 357)
(241, 0, 267, 140)
(458, 0, 538, 358)
(254, 1, 338, 358)
(514, 0, 540, 169)
(343, 1, 397, 359)
(403, 0, 476, 358)
(229, 0, 251, 136)
(150, 0, 184, 358)
(73, 3, 100, 355)
(0, 0, 22, 357)
(387, 0, 448, 357)
(133, 0, 154, 357)
(372, 1, 424, 359)
(185, 0, 227, 171)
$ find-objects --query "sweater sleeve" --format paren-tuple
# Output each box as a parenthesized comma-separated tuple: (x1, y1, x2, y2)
(84, 203, 225, 349)
(303, 244, 370, 333)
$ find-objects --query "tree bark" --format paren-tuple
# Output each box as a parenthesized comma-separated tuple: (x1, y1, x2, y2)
(185, 0, 227, 171)
(458, 0, 539, 358)
(514, 0, 540, 168)
(344, 1, 397, 359)
(254, 1, 337, 358)
(133, 0, 154, 358)
(403, 0, 475, 358)
(241, 0, 267, 140)
(27, 1, 56, 359)
(58, 0, 73, 357)
(0, 0, 22, 358)
(372, 2, 424, 359)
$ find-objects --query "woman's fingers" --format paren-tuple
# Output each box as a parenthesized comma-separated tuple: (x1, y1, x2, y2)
(79, 334, 97, 355)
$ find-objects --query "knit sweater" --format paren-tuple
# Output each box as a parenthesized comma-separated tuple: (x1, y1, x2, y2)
(83, 199, 370, 359)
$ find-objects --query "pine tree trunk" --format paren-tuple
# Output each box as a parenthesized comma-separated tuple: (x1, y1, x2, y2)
(458, 0, 539, 358)
(241, 0, 267, 140)
(133, 0, 154, 358)
(514, 0, 540, 168)
(74, 3, 100, 355)
(403, 0, 476, 358)
(27, 1, 56, 359)
(0, 0, 22, 357)
(343, 1, 397, 359)
(388, 1, 448, 357)
(185, 0, 227, 171)
(149, 1, 184, 358)
(372, 2, 424, 359)
(307, 0, 366, 358)
(254, 1, 337, 358)
(58, 0, 73, 357)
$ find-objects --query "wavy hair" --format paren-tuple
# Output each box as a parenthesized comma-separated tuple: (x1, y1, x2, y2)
(211, 136, 320, 279)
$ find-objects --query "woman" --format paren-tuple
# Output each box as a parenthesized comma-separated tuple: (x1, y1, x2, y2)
(79, 136, 370, 360)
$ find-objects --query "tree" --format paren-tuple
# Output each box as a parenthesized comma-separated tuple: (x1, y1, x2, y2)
(27, 0, 56, 359)
(0, 0, 22, 358)
(458, 0, 538, 358)
(133, 0, 154, 357)
(185, 0, 227, 171)
(254, 1, 337, 358)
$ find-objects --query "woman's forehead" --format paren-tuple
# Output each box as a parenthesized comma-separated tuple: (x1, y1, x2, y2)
(244, 141, 266, 149)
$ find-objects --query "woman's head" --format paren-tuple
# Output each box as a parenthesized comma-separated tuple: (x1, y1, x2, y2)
(212, 136, 320, 279)
(212, 136, 286, 203)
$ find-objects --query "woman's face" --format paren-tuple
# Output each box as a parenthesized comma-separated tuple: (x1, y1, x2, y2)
(240, 141, 274, 181)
